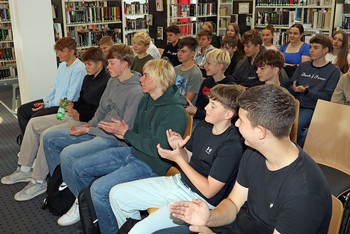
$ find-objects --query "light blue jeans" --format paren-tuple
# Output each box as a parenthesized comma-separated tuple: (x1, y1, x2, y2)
(110, 174, 214, 234)
(70, 146, 158, 234)
(43, 128, 125, 176)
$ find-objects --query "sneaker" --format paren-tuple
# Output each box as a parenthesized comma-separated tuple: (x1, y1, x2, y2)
(58, 199, 80, 226)
(1, 167, 32, 184)
(14, 179, 47, 201)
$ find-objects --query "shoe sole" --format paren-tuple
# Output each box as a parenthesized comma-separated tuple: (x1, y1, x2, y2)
(57, 218, 80, 226)
(1, 177, 32, 185)
(14, 187, 47, 201)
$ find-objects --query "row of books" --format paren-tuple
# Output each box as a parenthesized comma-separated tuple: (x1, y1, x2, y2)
(0, 47, 15, 60)
(67, 27, 122, 48)
(256, 0, 331, 6)
(0, 5, 10, 21)
(124, 2, 148, 15)
(0, 28, 12, 41)
(125, 17, 147, 31)
(219, 6, 230, 16)
(0, 66, 16, 79)
(256, 9, 331, 29)
(65, 6, 121, 24)
(170, 3, 217, 18)
(175, 21, 213, 36)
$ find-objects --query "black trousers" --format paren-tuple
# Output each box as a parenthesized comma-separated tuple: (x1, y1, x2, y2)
(17, 99, 58, 135)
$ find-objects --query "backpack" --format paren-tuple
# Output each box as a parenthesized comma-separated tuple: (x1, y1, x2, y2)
(41, 165, 75, 216)
(78, 180, 100, 234)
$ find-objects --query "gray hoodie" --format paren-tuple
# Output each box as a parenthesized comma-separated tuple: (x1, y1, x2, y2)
(88, 72, 142, 138)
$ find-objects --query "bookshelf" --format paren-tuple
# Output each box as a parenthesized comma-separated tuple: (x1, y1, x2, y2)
(166, 0, 218, 37)
(217, 0, 233, 37)
(0, 0, 17, 86)
(61, 0, 123, 50)
(252, 0, 335, 45)
(343, 0, 350, 31)
(122, 0, 148, 45)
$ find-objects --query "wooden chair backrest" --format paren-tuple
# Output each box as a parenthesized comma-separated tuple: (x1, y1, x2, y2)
(304, 100, 350, 175)
(290, 99, 300, 143)
(184, 114, 193, 139)
(158, 48, 164, 56)
(328, 195, 344, 234)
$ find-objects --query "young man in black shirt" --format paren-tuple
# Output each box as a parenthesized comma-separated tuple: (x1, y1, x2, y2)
(162, 25, 181, 66)
(168, 85, 332, 234)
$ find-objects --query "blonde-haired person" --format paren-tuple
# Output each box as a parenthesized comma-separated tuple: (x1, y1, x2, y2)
(187, 49, 235, 124)
(326, 30, 350, 75)
(131, 31, 154, 74)
(48, 58, 188, 234)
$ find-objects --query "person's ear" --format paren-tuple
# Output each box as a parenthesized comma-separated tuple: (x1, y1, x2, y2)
(257, 125, 267, 140)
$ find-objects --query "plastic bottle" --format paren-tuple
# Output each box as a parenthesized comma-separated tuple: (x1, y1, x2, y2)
(56, 98, 68, 120)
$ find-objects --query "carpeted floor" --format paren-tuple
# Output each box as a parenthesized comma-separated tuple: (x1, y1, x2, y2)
(0, 102, 77, 234)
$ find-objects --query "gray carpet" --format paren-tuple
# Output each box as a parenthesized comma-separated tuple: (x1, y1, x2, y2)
(0, 102, 77, 234)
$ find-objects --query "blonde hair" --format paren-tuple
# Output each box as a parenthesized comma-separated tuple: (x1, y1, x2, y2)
(205, 49, 231, 71)
(133, 31, 151, 46)
(143, 59, 176, 91)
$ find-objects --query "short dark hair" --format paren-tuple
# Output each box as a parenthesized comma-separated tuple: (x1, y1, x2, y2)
(106, 44, 134, 68)
(242, 29, 262, 46)
(178, 36, 198, 52)
(81, 47, 105, 63)
(208, 84, 243, 116)
(237, 85, 296, 138)
(165, 25, 180, 34)
(309, 34, 332, 53)
(54, 37, 77, 52)
(221, 36, 238, 48)
(254, 50, 285, 70)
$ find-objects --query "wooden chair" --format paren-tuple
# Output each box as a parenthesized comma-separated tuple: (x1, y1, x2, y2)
(147, 114, 192, 214)
(290, 99, 300, 143)
(304, 100, 350, 197)
(158, 48, 164, 57)
(328, 195, 344, 234)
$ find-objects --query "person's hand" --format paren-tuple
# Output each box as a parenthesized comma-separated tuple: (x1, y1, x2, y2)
(185, 99, 197, 116)
(32, 102, 44, 112)
(292, 81, 309, 93)
(166, 129, 190, 149)
(98, 118, 128, 139)
(189, 225, 215, 234)
(65, 101, 80, 121)
(157, 143, 189, 163)
(70, 124, 89, 136)
(169, 199, 210, 226)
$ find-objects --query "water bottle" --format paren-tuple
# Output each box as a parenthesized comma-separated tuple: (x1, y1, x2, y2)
(56, 98, 68, 120)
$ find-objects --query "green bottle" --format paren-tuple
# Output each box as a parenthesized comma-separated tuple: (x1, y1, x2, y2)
(56, 98, 68, 120)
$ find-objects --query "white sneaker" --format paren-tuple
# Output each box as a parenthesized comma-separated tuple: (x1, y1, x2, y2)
(57, 199, 80, 226)
(14, 179, 47, 201)
(1, 167, 32, 184)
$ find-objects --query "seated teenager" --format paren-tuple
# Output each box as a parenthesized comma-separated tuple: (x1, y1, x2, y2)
(109, 84, 245, 234)
(289, 35, 340, 147)
(1, 47, 109, 202)
(254, 50, 285, 86)
(186, 49, 235, 125)
(162, 25, 181, 66)
(194, 30, 215, 77)
(331, 71, 350, 106)
(174, 36, 203, 103)
(46, 59, 188, 234)
(159, 85, 332, 234)
(221, 36, 244, 76)
(131, 31, 154, 74)
(17, 37, 86, 138)
(98, 36, 114, 59)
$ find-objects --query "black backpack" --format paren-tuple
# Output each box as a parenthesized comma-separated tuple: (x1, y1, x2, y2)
(78, 179, 100, 234)
(41, 165, 76, 216)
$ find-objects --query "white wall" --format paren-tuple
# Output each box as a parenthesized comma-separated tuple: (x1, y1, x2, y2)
(9, 0, 57, 103)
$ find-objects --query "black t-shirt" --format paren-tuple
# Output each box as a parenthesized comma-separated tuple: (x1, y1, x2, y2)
(194, 76, 236, 120)
(215, 147, 332, 234)
(181, 121, 244, 206)
(162, 40, 181, 67)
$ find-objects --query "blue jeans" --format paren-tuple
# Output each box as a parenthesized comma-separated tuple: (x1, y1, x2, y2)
(70, 146, 157, 234)
(297, 108, 314, 148)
